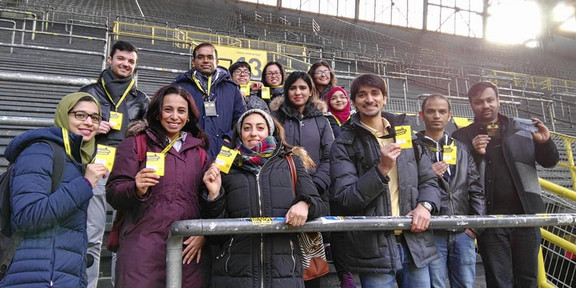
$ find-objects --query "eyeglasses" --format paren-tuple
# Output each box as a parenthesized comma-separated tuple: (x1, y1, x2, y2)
(314, 70, 331, 76)
(69, 111, 102, 123)
(265, 71, 281, 77)
(233, 69, 251, 76)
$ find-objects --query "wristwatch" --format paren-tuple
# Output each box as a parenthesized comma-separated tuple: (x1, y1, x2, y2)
(419, 201, 433, 212)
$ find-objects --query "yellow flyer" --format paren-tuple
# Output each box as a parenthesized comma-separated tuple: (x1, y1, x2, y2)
(442, 144, 457, 165)
(215, 146, 239, 174)
(261, 87, 271, 100)
(252, 217, 272, 226)
(240, 84, 250, 97)
(94, 145, 116, 171)
(394, 125, 413, 149)
(109, 111, 123, 130)
(146, 152, 165, 176)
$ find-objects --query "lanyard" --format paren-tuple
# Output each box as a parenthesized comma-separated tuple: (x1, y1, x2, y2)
(61, 127, 72, 159)
(161, 135, 181, 155)
(101, 78, 135, 110)
(193, 74, 212, 100)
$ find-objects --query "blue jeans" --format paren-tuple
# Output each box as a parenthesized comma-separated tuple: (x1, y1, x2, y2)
(359, 243, 430, 288)
(429, 230, 477, 288)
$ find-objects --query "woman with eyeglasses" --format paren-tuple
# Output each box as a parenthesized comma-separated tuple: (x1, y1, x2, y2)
(106, 85, 210, 287)
(261, 61, 287, 103)
(1, 92, 108, 287)
(308, 60, 338, 102)
(229, 61, 269, 113)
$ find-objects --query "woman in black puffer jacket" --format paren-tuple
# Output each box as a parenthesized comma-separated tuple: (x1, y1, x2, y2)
(201, 109, 328, 288)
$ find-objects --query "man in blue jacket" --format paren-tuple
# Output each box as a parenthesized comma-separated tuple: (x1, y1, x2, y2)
(329, 74, 441, 288)
(415, 94, 485, 288)
(173, 42, 246, 159)
(452, 81, 559, 288)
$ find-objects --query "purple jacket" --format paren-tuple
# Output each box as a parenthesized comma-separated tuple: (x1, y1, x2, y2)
(106, 129, 209, 288)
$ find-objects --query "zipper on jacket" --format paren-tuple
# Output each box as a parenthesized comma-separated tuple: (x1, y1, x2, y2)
(256, 168, 265, 288)
(290, 239, 296, 274)
(224, 237, 234, 273)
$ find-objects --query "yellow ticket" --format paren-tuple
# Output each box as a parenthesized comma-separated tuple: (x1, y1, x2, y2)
(261, 87, 271, 100)
(146, 152, 165, 176)
(394, 125, 413, 149)
(109, 111, 123, 130)
(94, 144, 116, 171)
(442, 144, 457, 165)
(240, 84, 250, 97)
(252, 217, 272, 226)
(215, 146, 239, 174)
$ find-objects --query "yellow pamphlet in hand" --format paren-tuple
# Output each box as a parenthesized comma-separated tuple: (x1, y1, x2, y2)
(146, 152, 165, 176)
(394, 125, 413, 149)
(215, 146, 239, 174)
(261, 87, 271, 100)
(94, 145, 116, 171)
(240, 85, 250, 97)
(442, 144, 457, 165)
(109, 111, 123, 130)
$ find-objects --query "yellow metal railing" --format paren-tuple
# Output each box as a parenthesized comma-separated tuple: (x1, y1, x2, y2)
(483, 69, 576, 93)
(112, 21, 307, 61)
(551, 132, 576, 190)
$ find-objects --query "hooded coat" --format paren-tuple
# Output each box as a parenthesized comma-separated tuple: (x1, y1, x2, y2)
(0, 127, 93, 288)
(106, 127, 209, 288)
(173, 67, 247, 159)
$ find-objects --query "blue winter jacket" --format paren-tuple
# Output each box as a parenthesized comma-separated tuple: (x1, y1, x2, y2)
(0, 127, 93, 288)
(173, 67, 247, 159)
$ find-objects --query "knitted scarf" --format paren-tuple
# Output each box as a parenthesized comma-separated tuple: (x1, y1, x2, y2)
(236, 136, 277, 174)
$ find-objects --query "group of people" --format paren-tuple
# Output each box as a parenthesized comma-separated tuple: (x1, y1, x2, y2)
(1, 39, 558, 288)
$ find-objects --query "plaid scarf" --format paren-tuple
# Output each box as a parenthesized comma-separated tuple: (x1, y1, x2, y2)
(236, 136, 277, 174)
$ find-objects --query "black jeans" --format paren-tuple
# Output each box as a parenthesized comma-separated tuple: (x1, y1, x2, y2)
(478, 227, 541, 288)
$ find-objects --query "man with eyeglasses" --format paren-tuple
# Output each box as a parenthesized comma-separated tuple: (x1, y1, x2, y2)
(79, 40, 149, 288)
(173, 42, 246, 160)
(229, 61, 269, 113)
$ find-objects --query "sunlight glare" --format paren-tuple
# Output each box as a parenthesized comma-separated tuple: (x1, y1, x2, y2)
(486, 0, 541, 45)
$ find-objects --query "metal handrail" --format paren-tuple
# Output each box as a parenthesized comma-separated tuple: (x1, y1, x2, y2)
(166, 214, 576, 287)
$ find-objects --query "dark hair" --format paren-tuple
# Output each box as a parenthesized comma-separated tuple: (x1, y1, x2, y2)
(110, 41, 138, 58)
(229, 61, 251, 75)
(193, 42, 218, 59)
(280, 71, 318, 116)
(146, 85, 209, 148)
(468, 81, 498, 100)
(350, 74, 388, 102)
(421, 94, 451, 112)
(261, 62, 286, 86)
(307, 60, 337, 89)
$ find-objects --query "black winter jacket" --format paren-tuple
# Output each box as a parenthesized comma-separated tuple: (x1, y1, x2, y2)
(414, 132, 485, 234)
(271, 97, 334, 196)
(201, 146, 328, 288)
(329, 112, 441, 273)
(79, 70, 149, 147)
(452, 114, 559, 214)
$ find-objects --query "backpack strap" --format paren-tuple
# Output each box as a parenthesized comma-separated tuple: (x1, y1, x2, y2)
(37, 140, 65, 193)
(135, 134, 147, 163)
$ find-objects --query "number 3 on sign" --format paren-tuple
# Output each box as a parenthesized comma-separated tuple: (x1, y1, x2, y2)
(216, 45, 268, 79)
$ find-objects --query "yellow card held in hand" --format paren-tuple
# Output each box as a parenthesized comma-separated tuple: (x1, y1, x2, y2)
(215, 146, 239, 174)
(442, 144, 457, 165)
(94, 145, 116, 171)
(109, 111, 123, 130)
(146, 152, 165, 176)
(261, 87, 271, 100)
(240, 85, 250, 97)
(394, 125, 413, 149)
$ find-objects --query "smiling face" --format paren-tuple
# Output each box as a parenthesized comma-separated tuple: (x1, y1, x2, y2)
(329, 90, 348, 112)
(160, 93, 189, 139)
(264, 64, 283, 86)
(241, 113, 270, 149)
(68, 101, 100, 142)
(231, 66, 251, 85)
(353, 85, 387, 121)
(470, 87, 500, 124)
(313, 65, 331, 88)
(108, 50, 137, 79)
(420, 97, 452, 133)
(193, 46, 218, 76)
(288, 78, 311, 113)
